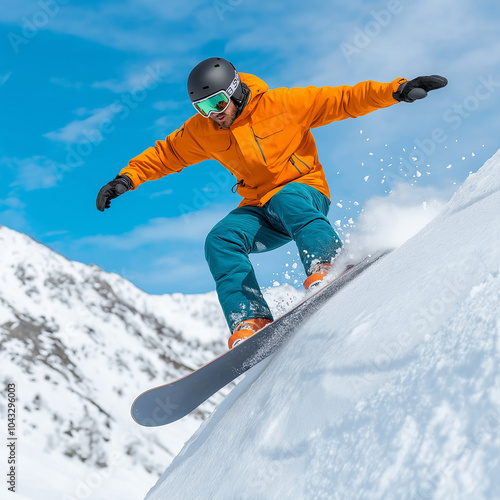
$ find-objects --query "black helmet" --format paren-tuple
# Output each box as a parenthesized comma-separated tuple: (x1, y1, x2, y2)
(187, 57, 244, 104)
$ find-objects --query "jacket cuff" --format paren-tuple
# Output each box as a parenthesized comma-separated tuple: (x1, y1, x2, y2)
(118, 170, 139, 190)
(391, 78, 407, 102)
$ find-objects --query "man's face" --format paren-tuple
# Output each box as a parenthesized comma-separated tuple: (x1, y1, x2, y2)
(209, 100, 238, 129)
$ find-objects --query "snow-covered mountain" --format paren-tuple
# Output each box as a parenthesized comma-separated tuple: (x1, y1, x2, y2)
(0, 220, 305, 499)
(145, 149, 500, 500)
(0, 225, 234, 498)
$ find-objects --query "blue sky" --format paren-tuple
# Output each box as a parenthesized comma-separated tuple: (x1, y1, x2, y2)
(1, 0, 499, 294)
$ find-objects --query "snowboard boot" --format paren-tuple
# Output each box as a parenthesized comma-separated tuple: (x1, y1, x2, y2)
(303, 262, 332, 290)
(228, 318, 272, 349)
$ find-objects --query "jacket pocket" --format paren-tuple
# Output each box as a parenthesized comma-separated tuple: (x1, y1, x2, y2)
(251, 114, 285, 164)
(289, 153, 312, 174)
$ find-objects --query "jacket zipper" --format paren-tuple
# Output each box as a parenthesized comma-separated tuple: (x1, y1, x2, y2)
(254, 134, 267, 164)
(232, 179, 245, 193)
(292, 153, 311, 171)
(289, 155, 302, 174)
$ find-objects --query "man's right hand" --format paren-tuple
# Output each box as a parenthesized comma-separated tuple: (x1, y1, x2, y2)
(96, 174, 133, 212)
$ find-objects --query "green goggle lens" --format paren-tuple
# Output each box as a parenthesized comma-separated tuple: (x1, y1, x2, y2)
(193, 91, 230, 117)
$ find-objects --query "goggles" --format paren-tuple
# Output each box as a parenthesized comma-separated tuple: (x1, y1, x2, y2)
(192, 70, 240, 118)
(192, 90, 231, 118)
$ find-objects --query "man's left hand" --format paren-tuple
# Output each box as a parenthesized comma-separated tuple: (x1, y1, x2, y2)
(394, 75, 448, 103)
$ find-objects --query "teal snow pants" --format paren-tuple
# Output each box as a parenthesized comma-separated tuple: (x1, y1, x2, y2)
(204, 183, 342, 332)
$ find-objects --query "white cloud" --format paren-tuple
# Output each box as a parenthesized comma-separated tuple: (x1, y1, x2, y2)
(112, 246, 216, 293)
(0, 196, 26, 211)
(149, 189, 173, 199)
(43, 105, 119, 144)
(3, 156, 64, 191)
(78, 206, 231, 250)
(218, 0, 498, 100)
(151, 253, 209, 283)
(91, 60, 170, 94)
(1, 0, 209, 55)
(42, 229, 70, 237)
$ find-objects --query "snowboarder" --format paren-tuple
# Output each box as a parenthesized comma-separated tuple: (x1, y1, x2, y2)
(96, 57, 447, 349)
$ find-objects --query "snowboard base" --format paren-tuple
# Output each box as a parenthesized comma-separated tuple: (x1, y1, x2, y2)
(131, 249, 391, 427)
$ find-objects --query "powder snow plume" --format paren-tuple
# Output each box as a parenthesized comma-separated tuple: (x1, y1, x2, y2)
(343, 183, 448, 263)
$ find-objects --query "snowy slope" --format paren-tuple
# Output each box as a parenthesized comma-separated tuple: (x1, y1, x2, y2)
(146, 149, 500, 500)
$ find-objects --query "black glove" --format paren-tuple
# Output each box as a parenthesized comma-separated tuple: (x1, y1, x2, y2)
(96, 174, 133, 212)
(393, 75, 448, 103)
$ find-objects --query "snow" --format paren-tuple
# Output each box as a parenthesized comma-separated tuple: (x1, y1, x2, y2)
(0, 226, 234, 499)
(348, 183, 447, 253)
(145, 149, 500, 500)
(1, 148, 500, 499)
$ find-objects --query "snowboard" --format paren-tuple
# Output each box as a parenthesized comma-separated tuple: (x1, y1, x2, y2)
(131, 249, 391, 427)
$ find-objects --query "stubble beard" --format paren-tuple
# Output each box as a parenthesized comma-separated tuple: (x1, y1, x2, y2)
(210, 101, 238, 129)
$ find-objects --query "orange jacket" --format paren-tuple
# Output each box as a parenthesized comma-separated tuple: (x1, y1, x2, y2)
(121, 74, 406, 207)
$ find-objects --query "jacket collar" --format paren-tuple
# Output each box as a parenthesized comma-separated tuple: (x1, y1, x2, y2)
(231, 73, 269, 126)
